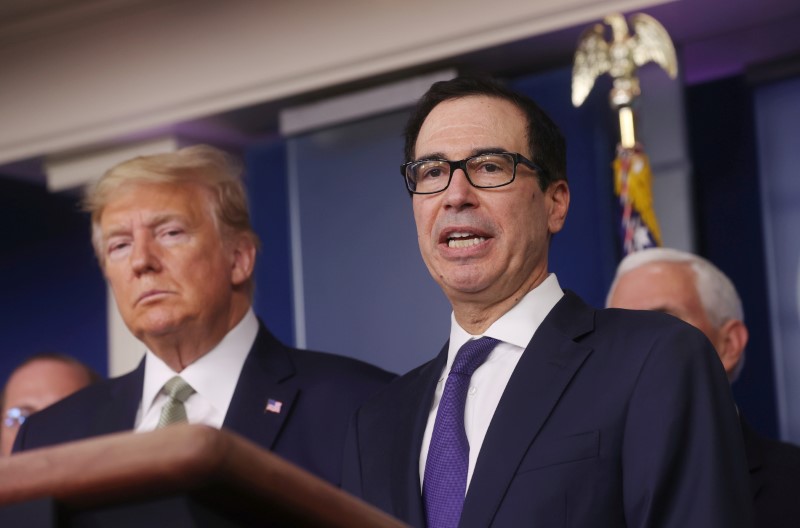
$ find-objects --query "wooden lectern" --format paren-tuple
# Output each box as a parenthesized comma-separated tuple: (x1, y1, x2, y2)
(0, 424, 407, 527)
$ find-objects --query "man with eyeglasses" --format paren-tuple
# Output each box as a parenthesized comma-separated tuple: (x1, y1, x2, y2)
(342, 75, 753, 527)
(1, 353, 100, 456)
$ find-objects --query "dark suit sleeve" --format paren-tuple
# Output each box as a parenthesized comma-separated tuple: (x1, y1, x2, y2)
(341, 413, 363, 496)
(622, 324, 754, 527)
(11, 419, 30, 453)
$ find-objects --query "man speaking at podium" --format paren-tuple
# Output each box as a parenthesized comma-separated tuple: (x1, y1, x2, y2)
(342, 75, 752, 526)
(13, 145, 393, 486)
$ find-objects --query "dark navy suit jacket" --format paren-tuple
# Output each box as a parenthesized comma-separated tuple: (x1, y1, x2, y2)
(343, 291, 754, 527)
(14, 322, 395, 486)
(741, 414, 800, 527)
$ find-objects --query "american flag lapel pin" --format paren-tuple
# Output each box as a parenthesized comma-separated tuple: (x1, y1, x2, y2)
(265, 398, 283, 414)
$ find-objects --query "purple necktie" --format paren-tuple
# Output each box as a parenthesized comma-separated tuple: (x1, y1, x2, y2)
(423, 337, 499, 528)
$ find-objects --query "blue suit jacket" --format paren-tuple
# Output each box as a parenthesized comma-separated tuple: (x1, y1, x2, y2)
(342, 291, 754, 527)
(14, 322, 395, 486)
(741, 414, 800, 527)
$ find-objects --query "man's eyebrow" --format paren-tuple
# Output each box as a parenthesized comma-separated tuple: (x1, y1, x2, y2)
(103, 225, 131, 240)
(146, 213, 185, 227)
(102, 213, 185, 240)
(413, 147, 509, 162)
(413, 152, 448, 162)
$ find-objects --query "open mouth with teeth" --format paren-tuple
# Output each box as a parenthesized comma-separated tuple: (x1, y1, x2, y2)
(447, 231, 487, 248)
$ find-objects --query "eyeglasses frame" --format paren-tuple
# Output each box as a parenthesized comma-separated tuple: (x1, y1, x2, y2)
(400, 151, 545, 195)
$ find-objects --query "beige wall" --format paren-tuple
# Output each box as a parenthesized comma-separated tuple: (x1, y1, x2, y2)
(0, 0, 668, 166)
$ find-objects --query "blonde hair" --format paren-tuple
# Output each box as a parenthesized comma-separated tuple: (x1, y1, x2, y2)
(83, 144, 260, 287)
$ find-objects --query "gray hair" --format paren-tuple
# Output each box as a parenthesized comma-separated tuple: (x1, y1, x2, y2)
(607, 247, 745, 379)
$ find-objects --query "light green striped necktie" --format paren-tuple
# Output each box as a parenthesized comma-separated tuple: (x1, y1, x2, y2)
(157, 376, 196, 428)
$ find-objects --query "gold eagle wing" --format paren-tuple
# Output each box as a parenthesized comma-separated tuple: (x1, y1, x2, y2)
(572, 23, 610, 107)
(630, 13, 677, 79)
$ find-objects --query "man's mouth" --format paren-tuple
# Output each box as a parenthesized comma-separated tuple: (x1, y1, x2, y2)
(136, 289, 169, 305)
(446, 231, 487, 249)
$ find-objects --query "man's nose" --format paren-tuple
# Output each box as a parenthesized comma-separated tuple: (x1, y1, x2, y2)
(442, 168, 477, 209)
(130, 236, 161, 275)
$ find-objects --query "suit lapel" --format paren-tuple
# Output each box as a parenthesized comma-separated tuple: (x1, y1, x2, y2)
(390, 344, 448, 527)
(89, 359, 145, 437)
(223, 323, 298, 449)
(461, 291, 595, 528)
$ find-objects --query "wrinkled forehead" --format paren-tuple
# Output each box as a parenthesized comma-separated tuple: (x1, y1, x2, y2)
(98, 180, 215, 222)
(415, 96, 529, 159)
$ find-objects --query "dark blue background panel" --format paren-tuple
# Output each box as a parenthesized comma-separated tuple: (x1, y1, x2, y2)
(687, 75, 777, 438)
(247, 142, 294, 346)
(0, 179, 107, 383)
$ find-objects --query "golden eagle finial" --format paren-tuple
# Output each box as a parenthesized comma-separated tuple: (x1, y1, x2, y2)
(572, 13, 677, 108)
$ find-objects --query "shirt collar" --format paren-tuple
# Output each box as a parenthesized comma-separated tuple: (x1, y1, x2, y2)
(448, 274, 564, 362)
(140, 308, 259, 416)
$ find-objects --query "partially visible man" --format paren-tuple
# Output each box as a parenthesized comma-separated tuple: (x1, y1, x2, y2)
(607, 246, 800, 528)
(342, 75, 753, 527)
(1, 353, 99, 456)
(13, 145, 394, 486)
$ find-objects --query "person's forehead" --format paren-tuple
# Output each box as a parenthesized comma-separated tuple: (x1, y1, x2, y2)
(643, 260, 696, 283)
(11, 359, 85, 383)
(415, 96, 528, 157)
(100, 181, 211, 223)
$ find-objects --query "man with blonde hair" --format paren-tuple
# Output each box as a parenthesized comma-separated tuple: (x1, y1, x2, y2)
(607, 246, 800, 527)
(14, 145, 393, 486)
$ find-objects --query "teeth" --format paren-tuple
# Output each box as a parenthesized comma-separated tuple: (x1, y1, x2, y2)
(450, 232, 473, 239)
(448, 236, 486, 248)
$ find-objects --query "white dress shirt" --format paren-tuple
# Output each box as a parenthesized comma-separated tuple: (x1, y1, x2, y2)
(419, 274, 564, 489)
(135, 308, 259, 432)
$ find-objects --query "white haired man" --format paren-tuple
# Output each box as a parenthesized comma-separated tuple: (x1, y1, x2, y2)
(607, 247, 800, 528)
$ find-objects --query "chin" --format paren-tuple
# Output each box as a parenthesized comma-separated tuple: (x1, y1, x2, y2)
(132, 312, 183, 339)
(439, 270, 495, 296)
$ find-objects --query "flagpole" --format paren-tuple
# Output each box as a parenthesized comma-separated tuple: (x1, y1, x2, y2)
(571, 12, 677, 254)
(618, 106, 636, 149)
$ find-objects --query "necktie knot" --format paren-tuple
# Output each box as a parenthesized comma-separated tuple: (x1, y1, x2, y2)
(450, 337, 499, 377)
(157, 376, 195, 428)
(163, 376, 195, 403)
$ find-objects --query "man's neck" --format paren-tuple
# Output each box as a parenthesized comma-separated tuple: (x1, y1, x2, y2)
(451, 272, 548, 335)
(144, 301, 251, 372)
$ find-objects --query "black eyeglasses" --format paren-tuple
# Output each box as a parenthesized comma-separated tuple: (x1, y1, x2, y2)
(401, 151, 544, 195)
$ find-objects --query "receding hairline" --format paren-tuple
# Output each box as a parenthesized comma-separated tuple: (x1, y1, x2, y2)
(607, 247, 744, 325)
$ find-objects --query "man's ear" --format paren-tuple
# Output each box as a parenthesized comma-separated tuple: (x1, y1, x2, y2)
(716, 319, 748, 381)
(547, 180, 570, 234)
(230, 234, 257, 287)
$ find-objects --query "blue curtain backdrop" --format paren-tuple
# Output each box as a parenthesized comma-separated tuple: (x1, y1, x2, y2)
(686, 75, 778, 439)
(754, 75, 800, 443)
(248, 142, 294, 346)
(0, 180, 107, 383)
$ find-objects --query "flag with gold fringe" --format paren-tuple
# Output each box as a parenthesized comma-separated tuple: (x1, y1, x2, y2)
(613, 144, 662, 255)
(571, 12, 676, 256)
